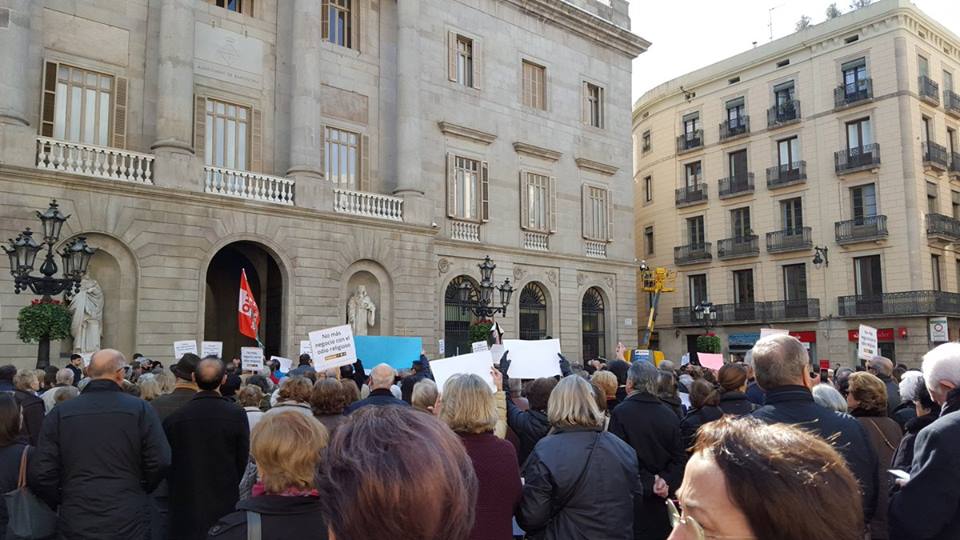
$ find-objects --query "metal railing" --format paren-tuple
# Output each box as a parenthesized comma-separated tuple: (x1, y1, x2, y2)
(945, 90, 960, 117)
(673, 299, 820, 326)
(450, 220, 481, 242)
(926, 213, 960, 242)
(834, 78, 873, 108)
(835, 215, 888, 244)
(585, 240, 607, 258)
(919, 76, 940, 104)
(203, 166, 295, 205)
(674, 242, 712, 265)
(923, 142, 950, 169)
(675, 183, 707, 206)
(766, 227, 813, 253)
(676, 130, 703, 153)
(767, 100, 801, 127)
(36, 137, 154, 184)
(333, 189, 404, 221)
(717, 235, 759, 260)
(718, 173, 754, 198)
(838, 291, 960, 317)
(766, 161, 807, 188)
(835, 143, 880, 173)
(719, 116, 750, 141)
(951, 152, 960, 176)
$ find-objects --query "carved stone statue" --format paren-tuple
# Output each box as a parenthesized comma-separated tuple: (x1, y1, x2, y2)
(346, 285, 377, 336)
(70, 277, 104, 354)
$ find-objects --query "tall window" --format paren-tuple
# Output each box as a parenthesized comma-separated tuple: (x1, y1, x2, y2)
(582, 287, 606, 361)
(688, 274, 707, 306)
(933, 254, 942, 291)
(642, 130, 651, 152)
(945, 70, 955, 92)
(323, 0, 352, 48)
(854, 255, 882, 297)
(726, 97, 745, 128)
(918, 55, 930, 78)
(50, 64, 114, 147)
(851, 184, 877, 223)
(949, 128, 957, 156)
(522, 61, 546, 110)
(953, 191, 960, 220)
(644, 225, 654, 255)
(585, 83, 604, 128)
(683, 113, 700, 139)
(444, 276, 478, 357)
(781, 197, 803, 232)
(733, 269, 754, 304)
(774, 81, 795, 106)
(519, 282, 548, 341)
(728, 149, 748, 178)
(325, 127, 359, 188)
(456, 36, 474, 87)
(684, 161, 702, 188)
(846, 118, 873, 150)
(205, 98, 250, 170)
(928, 183, 939, 215)
(687, 215, 705, 246)
(453, 156, 480, 220)
(922, 116, 932, 144)
(208, 0, 252, 15)
(783, 264, 808, 301)
(842, 58, 868, 97)
(731, 207, 751, 239)
(583, 185, 611, 241)
(644, 176, 653, 203)
(777, 136, 800, 168)
(522, 172, 553, 232)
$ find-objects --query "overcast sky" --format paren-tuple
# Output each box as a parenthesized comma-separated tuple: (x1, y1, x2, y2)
(629, 0, 960, 103)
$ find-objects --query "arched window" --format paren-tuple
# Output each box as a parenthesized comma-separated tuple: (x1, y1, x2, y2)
(582, 287, 606, 361)
(518, 282, 548, 340)
(444, 276, 479, 357)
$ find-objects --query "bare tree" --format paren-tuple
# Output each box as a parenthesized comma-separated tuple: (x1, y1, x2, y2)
(795, 15, 813, 31)
(849, 0, 872, 9)
(826, 3, 842, 18)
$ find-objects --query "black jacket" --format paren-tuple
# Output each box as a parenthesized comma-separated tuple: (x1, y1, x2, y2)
(151, 385, 198, 421)
(0, 443, 28, 540)
(718, 391, 756, 416)
(65, 365, 82, 387)
(517, 427, 639, 540)
(343, 388, 409, 415)
(659, 395, 685, 419)
(505, 393, 551, 466)
(891, 412, 939, 472)
(679, 406, 723, 452)
(889, 389, 960, 540)
(13, 390, 44, 446)
(878, 374, 901, 417)
(400, 355, 434, 403)
(207, 494, 325, 540)
(28, 379, 171, 540)
(745, 380, 765, 405)
(892, 400, 917, 431)
(164, 391, 249, 540)
(752, 386, 879, 522)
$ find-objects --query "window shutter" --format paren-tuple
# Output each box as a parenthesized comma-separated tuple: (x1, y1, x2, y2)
(193, 95, 206, 159)
(446, 153, 456, 218)
(350, 0, 360, 51)
(40, 61, 58, 137)
(549, 176, 558, 233)
(359, 134, 370, 191)
(447, 32, 458, 82)
(606, 189, 615, 242)
(250, 108, 263, 172)
(319, 124, 326, 180)
(521, 63, 530, 106)
(472, 38, 482, 90)
(581, 183, 589, 239)
(599, 87, 605, 128)
(480, 161, 489, 222)
(321, 2, 329, 41)
(112, 77, 128, 149)
(519, 172, 530, 231)
(581, 82, 590, 124)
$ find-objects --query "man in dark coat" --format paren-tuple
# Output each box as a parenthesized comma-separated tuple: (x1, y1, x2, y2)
(151, 353, 201, 421)
(163, 358, 249, 540)
(609, 361, 686, 540)
(867, 356, 901, 417)
(750, 335, 879, 525)
(28, 349, 170, 540)
(0, 365, 15, 393)
(889, 343, 960, 540)
(343, 363, 408, 414)
(66, 354, 83, 387)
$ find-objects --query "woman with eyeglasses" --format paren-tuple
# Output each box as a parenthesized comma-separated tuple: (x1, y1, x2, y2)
(666, 416, 863, 540)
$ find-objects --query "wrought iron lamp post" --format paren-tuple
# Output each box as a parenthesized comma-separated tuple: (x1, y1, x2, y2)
(457, 256, 515, 319)
(693, 301, 717, 333)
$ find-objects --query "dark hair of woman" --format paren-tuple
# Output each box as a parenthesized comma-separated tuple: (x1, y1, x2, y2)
(717, 363, 748, 393)
(689, 379, 720, 410)
(0, 395, 21, 447)
(310, 378, 345, 415)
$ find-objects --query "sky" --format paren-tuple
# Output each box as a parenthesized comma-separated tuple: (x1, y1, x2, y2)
(629, 0, 960, 103)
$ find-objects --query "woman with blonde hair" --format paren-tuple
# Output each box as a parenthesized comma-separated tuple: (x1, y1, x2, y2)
(592, 370, 619, 411)
(137, 374, 162, 401)
(13, 369, 43, 445)
(411, 378, 438, 414)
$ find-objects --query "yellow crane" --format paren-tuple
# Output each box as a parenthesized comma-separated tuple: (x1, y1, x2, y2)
(639, 262, 677, 350)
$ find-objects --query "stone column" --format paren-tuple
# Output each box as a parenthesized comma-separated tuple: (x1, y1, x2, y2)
(894, 36, 922, 289)
(394, 0, 431, 225)
(287, 0, 326, 209)
(0, 0, 38, 167)
(151, 0, 202, 190)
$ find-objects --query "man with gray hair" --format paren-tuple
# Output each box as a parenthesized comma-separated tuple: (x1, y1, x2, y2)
(344, 363, 409, 414)
(750, 334, 878, 526)
(609, 361, 685, 540)
(890, 342, 960, 539)
(41, 368, 74, 413)
(866, 355, 901, 416)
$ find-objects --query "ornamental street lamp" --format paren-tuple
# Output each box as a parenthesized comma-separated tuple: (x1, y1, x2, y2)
(813, 246, 829, 269)
(457, 256, 515, 319)
(693, 301, 717, 332)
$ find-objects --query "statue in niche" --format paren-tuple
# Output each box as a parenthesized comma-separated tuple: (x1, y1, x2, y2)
(347, 285, 377, 336)
(70, 277, 104, 354)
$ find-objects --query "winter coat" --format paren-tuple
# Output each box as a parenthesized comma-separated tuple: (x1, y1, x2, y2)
(878, 374, 901, 417)
(343, 388, 409, 414)
(151, 384, 198, 421)
(679, 406, 723, 452)
(891, 400, 917, 431)
(518, 427, 639, 540)
(718, 391, 756, 416)
(505, 394, 550, 466)
(460, 432, 522, 540)
(659, 395, 685, 419)
(28, 379, 171, 540)
(207, 494, 325, 540)
(13, 389, 44, 446)
(745, 380, 765, 405)
(853, 411, 903, 540)
(0, 443, 27, 539)
(890, 412, 939, 472)
(163, 391, 249, 540)
(889, 388, 960, 540)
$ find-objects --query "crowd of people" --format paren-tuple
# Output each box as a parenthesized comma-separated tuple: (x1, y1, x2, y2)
(0, 334, 957, 539)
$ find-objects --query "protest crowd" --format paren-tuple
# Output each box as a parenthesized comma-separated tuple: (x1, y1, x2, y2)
(0, 331, 957, 540)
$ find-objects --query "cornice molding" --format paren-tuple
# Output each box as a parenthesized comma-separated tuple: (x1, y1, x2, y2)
(437, 122, 497, 145)
(513, 142, 563, 161)
(575, 157, 618, 176)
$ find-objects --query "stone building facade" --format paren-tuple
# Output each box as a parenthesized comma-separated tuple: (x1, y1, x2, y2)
(633, 0, 960, 368)
(0, 0, 647, 366)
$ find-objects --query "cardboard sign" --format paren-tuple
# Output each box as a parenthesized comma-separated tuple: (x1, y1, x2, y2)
(760, 328, 789, 339)
(503, 339, 562, 379)
(930, 317, 948, 343)
(698, 353, 724, 371)
(857, 324, 878, 361)
(173, 340, 198, 360)
(241, 347, 264, 372)
(354, 336, 423, 370)
(270, 356, 293, 373)
(309, 325, 357, 371)
(299, 340, 312, 356)
(201, 341, 223, 359)
(472, 341, 490, 353)
(430, 352, 496, 393)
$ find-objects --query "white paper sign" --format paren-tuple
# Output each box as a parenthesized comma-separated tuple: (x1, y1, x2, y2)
(503, 339, 562, 379)
(760, 328, 789, 339)
(80, 352, 93, 367)
(201, 341, 223, 359)
(270, 356, 293, 373)
(858, 324, 878, 361)
(489, 344, 506, 365)
(173, 340, 198, 360)
(309, 324, 357, 371)
(430, 352, 496, 393)
(241, 347, 264, 371)
(471, 341, 490, 353)
(299, 340, 312, 356)
(930, 316, 949, 343)
(438, 339, 445, 355)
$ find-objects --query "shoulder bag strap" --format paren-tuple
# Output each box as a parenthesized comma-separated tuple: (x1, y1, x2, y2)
(866, 418, 897, 451)
(17, 446, 27, 490)
(246, 511, 262, 540)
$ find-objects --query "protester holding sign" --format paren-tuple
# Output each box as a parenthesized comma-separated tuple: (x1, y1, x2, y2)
(500, 355, 556, 465)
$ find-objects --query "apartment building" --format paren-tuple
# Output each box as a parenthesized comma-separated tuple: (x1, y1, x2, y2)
(0, 0, 647, 366)
(633, 0, 960, 367)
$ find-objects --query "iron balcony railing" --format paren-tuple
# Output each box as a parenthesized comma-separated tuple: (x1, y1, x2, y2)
(718, 173, 754, 198)
(951, 152, 960, 176)
(945, 90, 960, 117)
(674, 243, 712, 265)
(835, 143, 880, 173)
(766, 161, 807, 188)
(717, 235, 759, 260)
(927, 213, 960, 243)
(672, 299, 821, 326)
(834, 78, 873, 108)
(767, 100, 801, 127)
(838, 291, 960, 318)
(919, 76, 940, 104)
(766, 227, 813, 253)
(835, 215, 888, 244)
(677, 130, 704, 153)
(675, 183, 707, 207)
(923, 142, 950, 170)
(719, 116, 750, 141)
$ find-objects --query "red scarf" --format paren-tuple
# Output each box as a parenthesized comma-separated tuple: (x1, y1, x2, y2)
(251, 481, 319, 498)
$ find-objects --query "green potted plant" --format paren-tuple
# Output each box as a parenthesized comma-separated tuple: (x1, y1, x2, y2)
(468, 321, 494, 345)
(18, 298, 73, 367)
(696, 334, 722, 354)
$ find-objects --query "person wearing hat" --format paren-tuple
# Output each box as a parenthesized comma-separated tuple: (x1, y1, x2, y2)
(152, 353, 201, 422)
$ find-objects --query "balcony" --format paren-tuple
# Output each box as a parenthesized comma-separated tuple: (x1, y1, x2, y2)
(204, 167, 295, 205)
(919, 76, 940, 105)
(951, 152, 960, 179)
(676, 130, 704, 154)
(835, 143, 881, 174)
(766, 161, 807, 189)
(927, 213, 960, 243)
(675, 183, 707, 207)
(766, 227, 813, 253)
(719, 117, 750, 141)
(923, 142, 950, 172)
(834, 79, 873, 108)
(835, 215, 888, 245)
(333, 189, 403, 221)
(522, 231, 550, 251)
(767, 100, 801, 128)
(674, 243, 712, 265)
(672, 299, 820, 326)
(36, 137, 154, 184)
(717, 235, 759, 260)
(838, 291, 960, 318)
(718, 173, 754, 199)
(946, 90, 960, 118)
(585, 240, 607, 259)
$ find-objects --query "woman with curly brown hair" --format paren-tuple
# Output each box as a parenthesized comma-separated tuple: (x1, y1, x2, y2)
(310, 378, 346, 435)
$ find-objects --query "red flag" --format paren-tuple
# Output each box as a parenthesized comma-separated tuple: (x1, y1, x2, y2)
(238, 269, 260, 340)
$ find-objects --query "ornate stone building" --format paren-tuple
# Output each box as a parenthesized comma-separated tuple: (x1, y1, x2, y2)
(0, 0, 647, 365)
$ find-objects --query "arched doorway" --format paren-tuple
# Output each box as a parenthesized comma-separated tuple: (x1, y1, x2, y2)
(518, 282, 548, 340)
(582, 287, 606, 361)
(444, 275, 479, 357)
(205, 242, 283, 360)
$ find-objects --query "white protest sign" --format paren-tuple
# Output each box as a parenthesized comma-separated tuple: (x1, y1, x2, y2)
(489, 344, 506, 365)
(503, 339, 562, 379)
(471, 341, 490, 353)
(270, 356, 293, 373)
(857, 324, 878, 361)
(309, 324, 357, 371)
(173, 340, 198, 360)
(81, 352, 93, 367)
(201, 341, 223, 359)
(241, 347, 264, 372)
(299, 340, 312, 356)
(759, 328, 789, 339)
(430, 352, 496, 393)
(438, 339, 445, 355)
